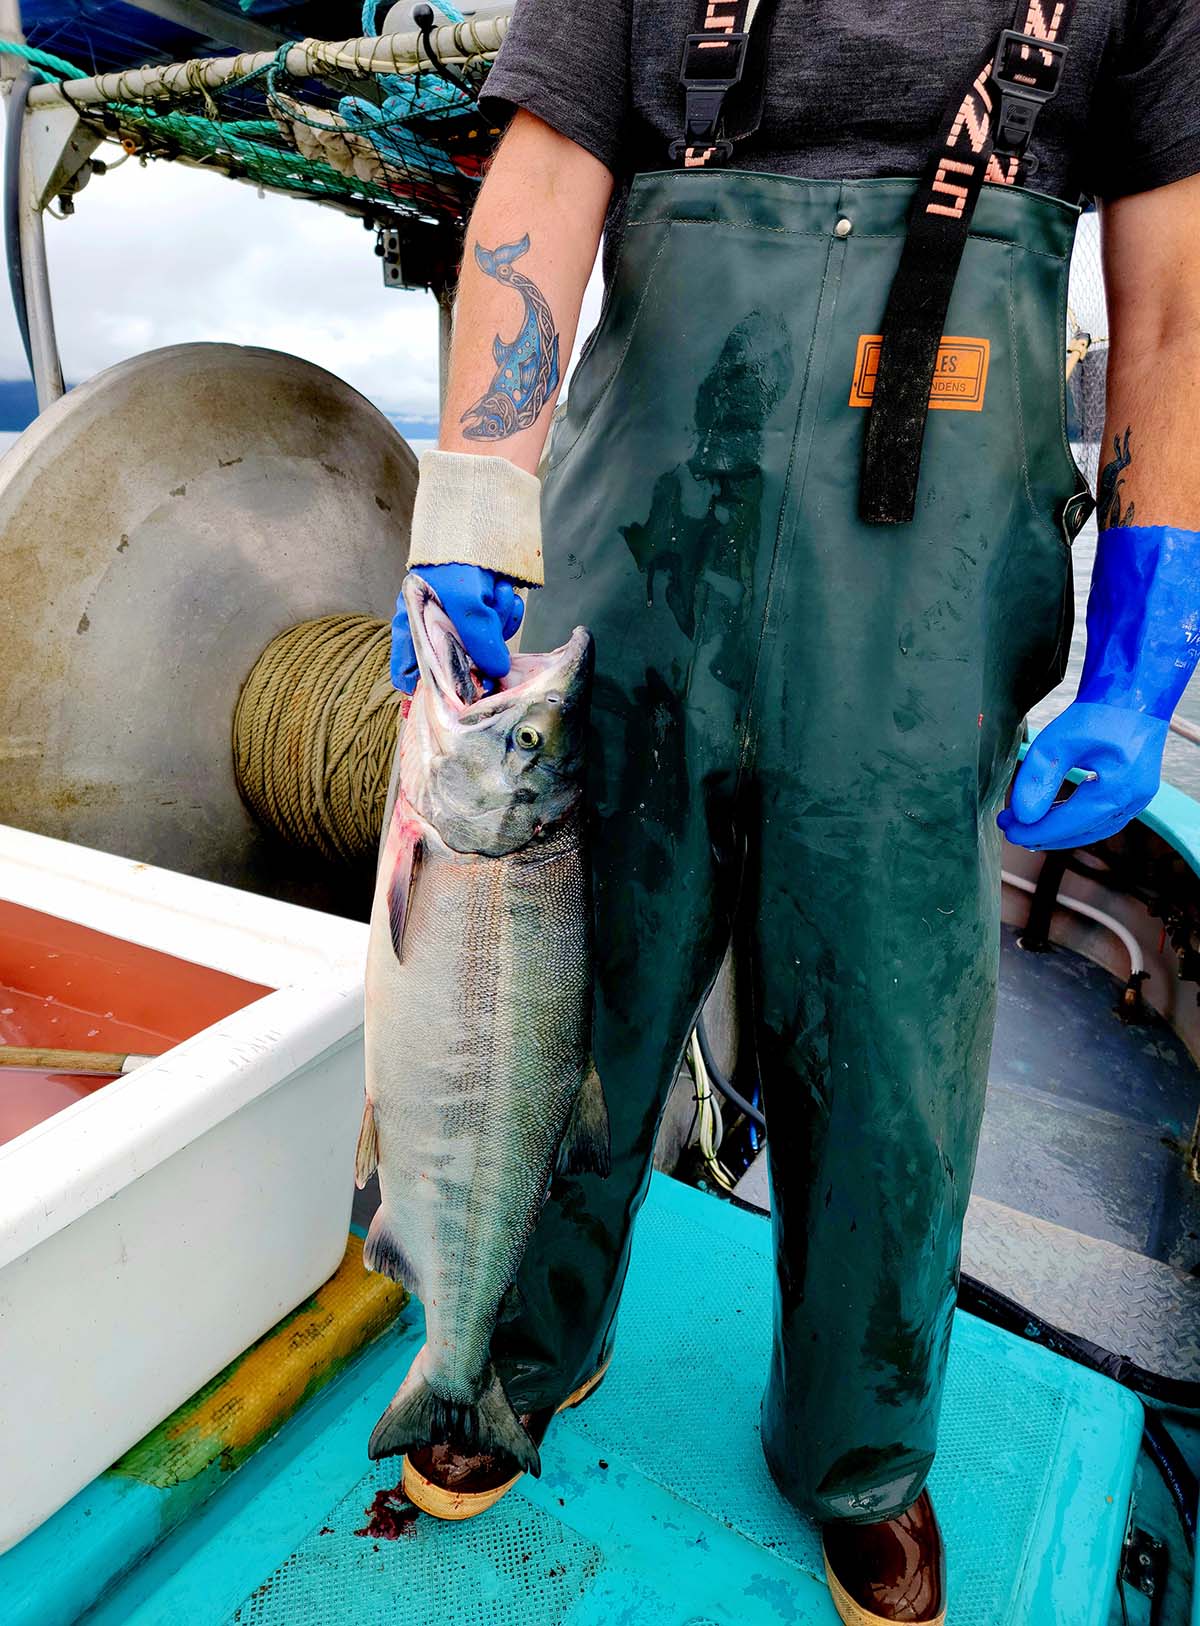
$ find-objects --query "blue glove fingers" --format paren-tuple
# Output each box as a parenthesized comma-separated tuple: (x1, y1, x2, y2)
(390, 564, 526, 694)
(1008, 732, 1070, 826)
(390, 605, 420, 694)
(453, 598, 513, 681)
(493, 579, 525, 641)
(999, 765, 1151, 849)
(999, 792, 1146, 852)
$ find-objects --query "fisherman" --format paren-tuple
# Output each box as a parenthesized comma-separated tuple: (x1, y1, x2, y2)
(389, 2, 1200, 1619)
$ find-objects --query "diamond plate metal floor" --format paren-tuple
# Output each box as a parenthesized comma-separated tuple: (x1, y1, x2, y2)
(978, 928, 1200, 1270)
(963, 1195, 1200, 1381)
(82, 1177, 1139, 1626)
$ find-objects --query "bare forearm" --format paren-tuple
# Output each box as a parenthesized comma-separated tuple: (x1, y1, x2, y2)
(1099, 333, 1200, 527)
(1099, 179, 1200, 527)
(439, 110, 614, 472)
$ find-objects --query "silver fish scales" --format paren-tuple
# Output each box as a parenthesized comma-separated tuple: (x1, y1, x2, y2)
(358, 573, 607, 1473)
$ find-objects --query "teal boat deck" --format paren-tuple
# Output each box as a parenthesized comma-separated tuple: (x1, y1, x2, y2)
(30, 1177, 1141, 1625)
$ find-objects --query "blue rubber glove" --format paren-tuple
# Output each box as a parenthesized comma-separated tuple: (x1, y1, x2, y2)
(390, 562, 524, 694)
(1000, 525, 1200, 850)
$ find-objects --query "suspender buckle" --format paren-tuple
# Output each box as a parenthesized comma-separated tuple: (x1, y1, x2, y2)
(675, 29, 750, 148)
(990, 29, 1066, 158)
(667, 136, 736, 163)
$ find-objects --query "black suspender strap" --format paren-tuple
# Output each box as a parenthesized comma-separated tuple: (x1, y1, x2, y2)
(859, 1, 1074, 526)
(670, 0, 777, 168)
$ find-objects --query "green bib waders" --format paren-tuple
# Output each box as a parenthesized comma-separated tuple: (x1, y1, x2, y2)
(496, 168, 1088, 1524)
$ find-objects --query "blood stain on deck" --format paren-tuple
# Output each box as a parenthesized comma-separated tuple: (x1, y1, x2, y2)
(354, 1484, 419, 1540)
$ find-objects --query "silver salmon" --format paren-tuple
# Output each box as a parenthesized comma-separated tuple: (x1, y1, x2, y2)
(358, 573, 606, 1474)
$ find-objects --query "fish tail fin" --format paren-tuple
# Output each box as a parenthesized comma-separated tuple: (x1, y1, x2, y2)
(475, 1366, 541, 1475)
(363, 1206, 420, 1291)
(491, 233, 531, 267)
(368, 1355, 540, 1476)
(556, 1059, 611, 1177)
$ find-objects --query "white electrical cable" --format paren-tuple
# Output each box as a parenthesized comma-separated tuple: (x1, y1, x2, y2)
(1001, 869, 1144, 978)
(688, 1034, 735, 1192)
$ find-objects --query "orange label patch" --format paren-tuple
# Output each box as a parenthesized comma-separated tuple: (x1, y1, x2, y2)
(849, 335, 990, 412)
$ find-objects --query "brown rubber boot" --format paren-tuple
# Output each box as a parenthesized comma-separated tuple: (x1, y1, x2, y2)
(401, 1362, 610, 1521)
(822, 1490, 946, 1625)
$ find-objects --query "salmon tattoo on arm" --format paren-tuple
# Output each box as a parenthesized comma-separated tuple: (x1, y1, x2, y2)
(461, 235, 561, 441)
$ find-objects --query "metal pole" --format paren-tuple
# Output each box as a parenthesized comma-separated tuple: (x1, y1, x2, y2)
(17, 114, 64, 409)
(24, 18, 509, 109)
(436, 281, 454, 419)
(4, 71, 33, 375)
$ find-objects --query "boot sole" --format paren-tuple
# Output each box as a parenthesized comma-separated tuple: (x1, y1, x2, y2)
(401, 1361, 611, 1522)
(824, 1551, 945, 1626)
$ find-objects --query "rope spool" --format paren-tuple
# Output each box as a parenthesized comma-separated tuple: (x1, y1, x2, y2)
(233, 614, 401, 864)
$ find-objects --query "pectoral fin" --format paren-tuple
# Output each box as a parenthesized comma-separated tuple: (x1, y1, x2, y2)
(556, 1060, 611, 1177)
(380, 807, 423, 963)
(355, 1097, 379, 1189)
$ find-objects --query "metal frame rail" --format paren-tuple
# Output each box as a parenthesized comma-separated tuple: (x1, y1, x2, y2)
(22, 20, 508, 110)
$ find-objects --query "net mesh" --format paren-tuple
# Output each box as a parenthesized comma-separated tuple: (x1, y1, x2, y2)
(1066, 209, 1108, 492)
(1, 31, 503, 229)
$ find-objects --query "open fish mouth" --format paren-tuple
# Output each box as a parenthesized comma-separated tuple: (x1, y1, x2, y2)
(476, 632, 593, 709)
(403, 571, 591, 716)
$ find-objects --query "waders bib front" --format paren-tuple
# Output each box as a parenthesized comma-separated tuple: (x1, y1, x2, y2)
(497, 167, 1088, 1523)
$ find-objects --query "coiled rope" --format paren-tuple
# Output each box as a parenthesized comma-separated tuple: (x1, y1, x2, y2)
(233, 614, 401, 864)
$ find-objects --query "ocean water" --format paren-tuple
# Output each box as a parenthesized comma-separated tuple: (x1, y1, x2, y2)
(1029, 514, 1200, 801)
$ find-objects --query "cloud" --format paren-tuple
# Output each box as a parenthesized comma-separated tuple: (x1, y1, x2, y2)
(40, 147, 442, 415)
(0, 121, 604, 428)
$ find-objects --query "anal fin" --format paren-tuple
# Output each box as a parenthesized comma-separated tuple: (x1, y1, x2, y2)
(364, 1207, 421, 1292)
(556, 1060, 611, 1178)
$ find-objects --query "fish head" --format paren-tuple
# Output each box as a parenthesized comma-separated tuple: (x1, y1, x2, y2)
(401, 572, 593, 856)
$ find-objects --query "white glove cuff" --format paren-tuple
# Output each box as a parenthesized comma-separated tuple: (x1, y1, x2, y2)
(406, 450, 544, 588)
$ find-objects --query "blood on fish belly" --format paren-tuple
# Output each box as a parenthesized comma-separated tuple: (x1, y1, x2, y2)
(359, 573, 609, 1475)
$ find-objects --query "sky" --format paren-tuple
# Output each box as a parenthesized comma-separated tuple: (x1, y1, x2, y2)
(0, 121, 604, 434)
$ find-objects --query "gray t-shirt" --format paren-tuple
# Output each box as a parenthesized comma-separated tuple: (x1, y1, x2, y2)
(481, 0, 1200, 208)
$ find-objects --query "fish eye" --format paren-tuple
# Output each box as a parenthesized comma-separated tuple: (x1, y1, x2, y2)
(514, 724, 542, 750)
